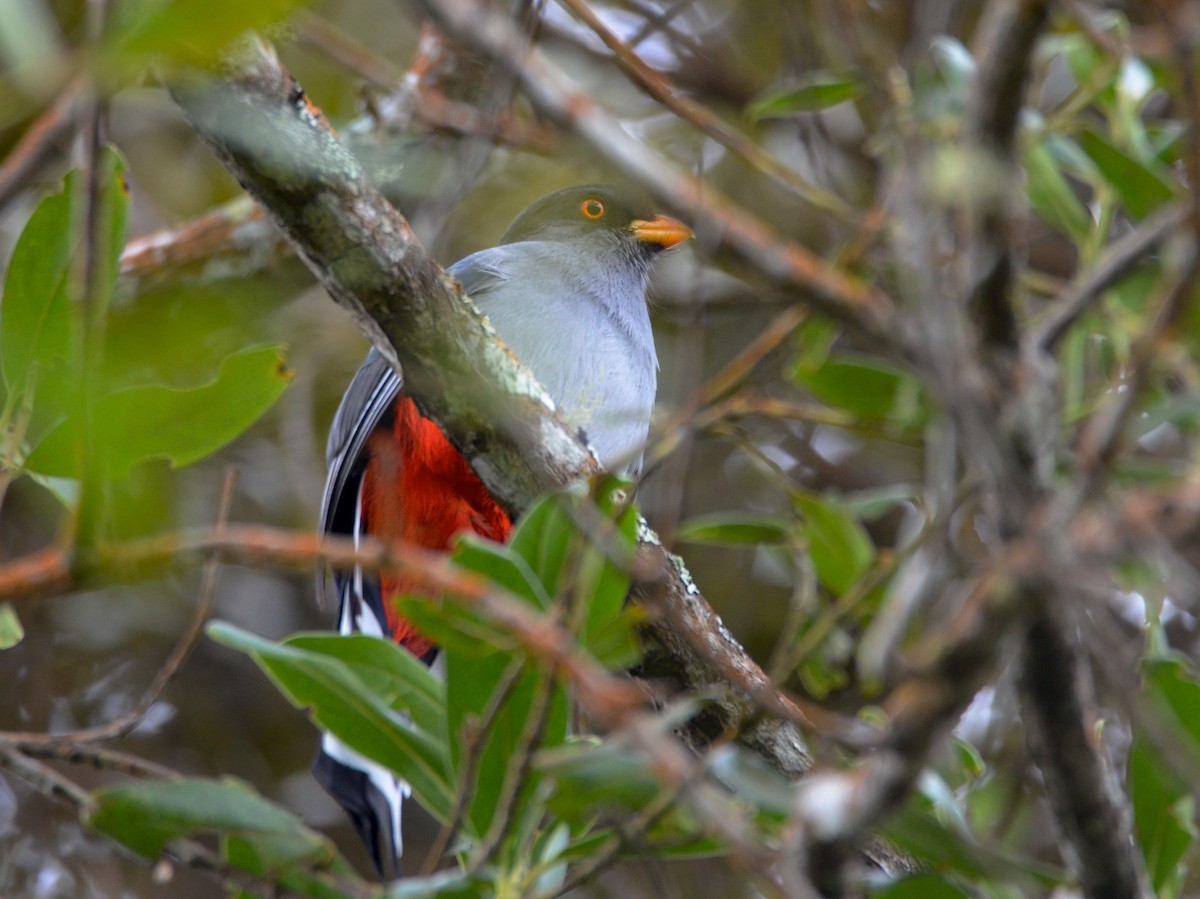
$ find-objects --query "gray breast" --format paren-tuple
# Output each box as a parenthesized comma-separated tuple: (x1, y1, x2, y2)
(452, 239, 658, 474)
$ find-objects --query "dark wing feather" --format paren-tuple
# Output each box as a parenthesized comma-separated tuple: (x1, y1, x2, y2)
(316, 348, 402, 605)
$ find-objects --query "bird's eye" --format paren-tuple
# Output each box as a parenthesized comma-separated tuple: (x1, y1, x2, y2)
(580, 198, 605, 220)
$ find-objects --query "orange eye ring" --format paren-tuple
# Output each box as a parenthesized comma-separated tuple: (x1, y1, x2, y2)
(580, 198, 605, 220)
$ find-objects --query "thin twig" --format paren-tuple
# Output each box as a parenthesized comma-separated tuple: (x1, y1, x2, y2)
(11, 741, 179, 780)
(1033, 201, 1188, 352)
(470, 670, 556, 871)
(420, 657, 528, 874)
(0, 78, 85, 210)
(415, 0, 897, 343)
(0, 471, 237, 745)
(0, 744, 96, 812)
(555, 0, 854, 219)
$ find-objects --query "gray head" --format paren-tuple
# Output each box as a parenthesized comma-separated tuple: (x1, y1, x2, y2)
(499, 183, 692, 261)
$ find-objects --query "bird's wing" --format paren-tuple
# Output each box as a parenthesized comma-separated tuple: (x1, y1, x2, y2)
(448, 246, 515, 303)
(315, 346, 408, 876)
(318, 348, 402, 548)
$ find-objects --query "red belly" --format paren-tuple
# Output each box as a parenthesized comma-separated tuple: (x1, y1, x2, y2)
(360, 396, 513, 656)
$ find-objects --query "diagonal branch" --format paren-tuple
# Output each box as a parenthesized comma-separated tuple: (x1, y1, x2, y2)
(165, 41, 816, 782)
(413, 0, 897, 345)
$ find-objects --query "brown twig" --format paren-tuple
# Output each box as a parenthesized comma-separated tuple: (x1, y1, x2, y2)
(0, 470, 236, 745)
(1032, 201, 1187, 352)
(118, 199, 287, 292)
(0, 78, 85, 210)
(0, 744, 96, 812)
(12, 741, 179, 780)
(414, 0, 897, 345)
(295, 12, 406, 88)
(1018, 607, 1152, 899)
(469, 670, 556, 871)
(554, 0, 854, 220)
(420, 657, 527, 875)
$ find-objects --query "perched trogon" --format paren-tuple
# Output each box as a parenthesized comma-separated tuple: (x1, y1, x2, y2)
(315, 184, 691, 875)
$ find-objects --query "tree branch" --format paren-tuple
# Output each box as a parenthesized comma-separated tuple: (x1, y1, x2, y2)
(163, 43, 820, 783)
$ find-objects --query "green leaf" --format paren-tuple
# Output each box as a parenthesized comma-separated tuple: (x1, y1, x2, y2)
(25, 345, 292, 479)
(452, 534, 554, 610)
(383, 869, 492, 898)
(444, 649, 569, 842)
(1025, 138, 1092, 241)
(929, 36, 976, 89)
(283, 633, 446, 739)
(95, 145, 130, 319)
(457, 490, 640, 665)
(793, 493, 875, 594)
(508, 495, 574, 603)
(1079, 128, 1177, 218)
(1, 172, 76, 395)
(1131, 657, 1200, 892)
(791, 354, 925, 427)
(88, 777, 336, 868)
(1130, 736, 1194, 894)
(0, 603, 24, 649)
(883, 801, 1064, 889)
(870, 874, 970, 899)
(540, 739, 663, 822)
(208, 622, 455, 822)
(675, 513, 792, 547)
(748, 70, 863, 119)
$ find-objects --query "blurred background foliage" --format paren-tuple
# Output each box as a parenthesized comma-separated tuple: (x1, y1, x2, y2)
(4, 0, 1200, 897)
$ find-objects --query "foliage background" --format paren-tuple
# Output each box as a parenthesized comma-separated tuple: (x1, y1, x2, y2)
(3, 0, 1200, 897)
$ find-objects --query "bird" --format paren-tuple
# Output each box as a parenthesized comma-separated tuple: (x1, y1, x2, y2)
(314, 183, 691, 877)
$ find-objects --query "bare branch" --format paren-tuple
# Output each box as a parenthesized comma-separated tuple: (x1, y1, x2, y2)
(554, 0, 854, 220)
(1018, 608, 1153, 898)
(414, 0, 898, 345)
(0, 78, 85, 210)
(172, 43, 596, 515)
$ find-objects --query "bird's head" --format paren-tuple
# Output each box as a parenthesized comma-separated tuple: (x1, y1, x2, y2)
(499, 184, 692, 261)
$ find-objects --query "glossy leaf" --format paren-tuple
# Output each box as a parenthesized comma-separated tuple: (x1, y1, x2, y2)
(1131, 657, 1200, 892)
(444, 649, 568, 842)
(25, 345, 292, 479)
(208, 622, 455, 821)
(0, 172, 75, 395)
(883, 801, 1064, 889)
(676, 513, 792, 547)
(88, 777, 336, 868)
(0, 603, 23, 649)
(870, 875, 970, 898)
(1079, 128, 1176, 218)
(748, 71, 862, 119)
(793, 493, 875, 594)
(792, 354, 925, 427)
(452, 534, 554, 610)
(708, 746, 795, 815)
(540, 740, 663, 822)
(284, 632, 446, 739)
(1025, 138, 1091, 241)
(1130, 736, 1194, 895)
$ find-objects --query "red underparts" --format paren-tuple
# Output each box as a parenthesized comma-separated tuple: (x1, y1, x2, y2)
(360, 396, 512, 657)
